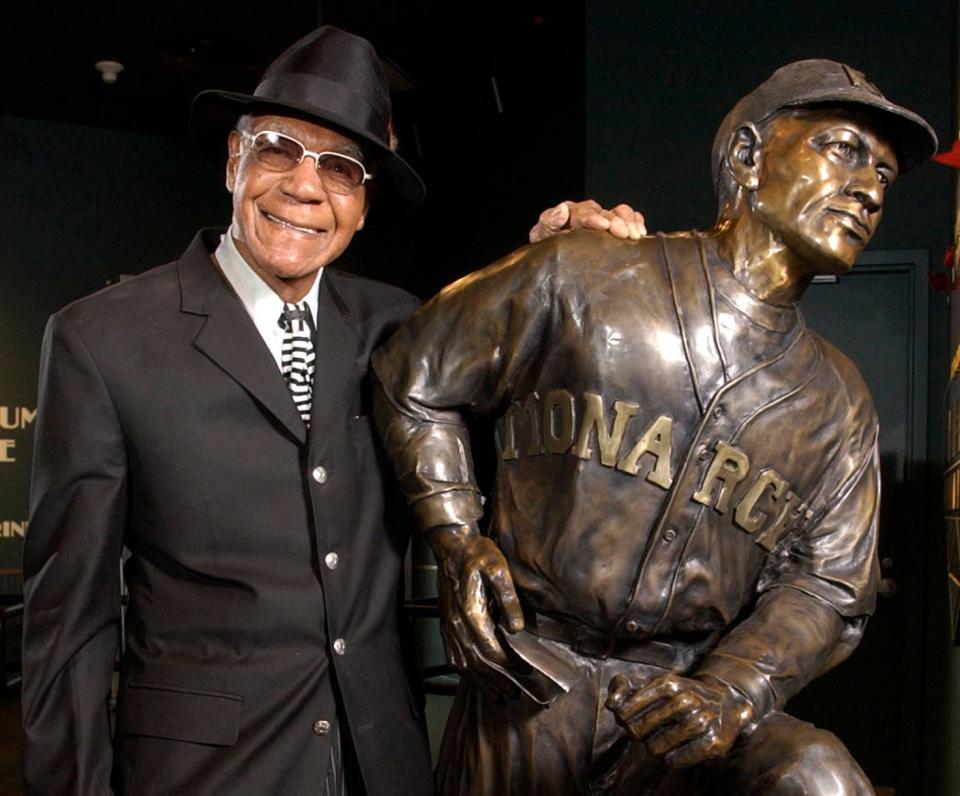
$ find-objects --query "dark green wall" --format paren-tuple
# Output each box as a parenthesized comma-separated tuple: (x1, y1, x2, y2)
(0, 116, 229, 593)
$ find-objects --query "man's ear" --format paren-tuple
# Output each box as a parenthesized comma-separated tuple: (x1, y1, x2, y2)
(726, 123, 763, 191)
(225, 130, 242, 193)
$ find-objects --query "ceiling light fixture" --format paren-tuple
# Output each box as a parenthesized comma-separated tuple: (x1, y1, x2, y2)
(95, 60, 125, 84)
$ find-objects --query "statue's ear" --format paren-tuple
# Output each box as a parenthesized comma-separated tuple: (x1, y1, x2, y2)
(726, 122, 762, 191)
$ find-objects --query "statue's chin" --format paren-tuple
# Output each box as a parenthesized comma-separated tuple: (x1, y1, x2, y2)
(787, 234, 861, 279)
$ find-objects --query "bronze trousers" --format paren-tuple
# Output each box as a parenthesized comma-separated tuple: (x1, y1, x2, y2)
(436, 634, 874, 795)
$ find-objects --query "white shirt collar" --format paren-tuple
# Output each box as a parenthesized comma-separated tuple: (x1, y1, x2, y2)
(214, 228, 323, 372)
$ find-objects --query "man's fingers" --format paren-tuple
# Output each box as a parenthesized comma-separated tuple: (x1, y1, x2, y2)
(528, 202, 572, 243)
(567, 199, 609, 232)
(609, 216, 629, 238)
(538, 205, 569, 232)
(529, 199, 647, 242)
(580, 214, 613, 231)
(607, 205, 633, 239)
(575, 204, 645, 239)
(568, 199, 603, 217)
(611, 204, 647, 239)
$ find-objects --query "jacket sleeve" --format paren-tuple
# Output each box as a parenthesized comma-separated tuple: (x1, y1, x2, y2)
(695, 440, 881, 717)
(372, 242, 559, 530)
(22, 312, 126, 795)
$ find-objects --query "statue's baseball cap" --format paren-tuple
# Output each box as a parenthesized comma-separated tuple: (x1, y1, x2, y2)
(711, 59, 938, 191)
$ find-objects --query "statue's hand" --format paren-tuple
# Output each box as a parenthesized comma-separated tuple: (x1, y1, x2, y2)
(606, 672, 755, 768)
(427, 524, 525, 694)
(528, 200, 647, 243)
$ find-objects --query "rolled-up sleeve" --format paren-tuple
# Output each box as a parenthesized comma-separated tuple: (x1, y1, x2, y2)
(373, 241, 561, 530)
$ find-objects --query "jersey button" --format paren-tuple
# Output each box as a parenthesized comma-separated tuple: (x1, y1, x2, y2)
(313, 719, 331, 736)
(333, 638, 347, 656)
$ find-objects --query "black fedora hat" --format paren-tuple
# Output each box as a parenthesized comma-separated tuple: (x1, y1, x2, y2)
(190, 26, 425, 209)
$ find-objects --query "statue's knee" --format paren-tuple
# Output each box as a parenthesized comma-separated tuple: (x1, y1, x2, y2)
(772, 727, 872, 796)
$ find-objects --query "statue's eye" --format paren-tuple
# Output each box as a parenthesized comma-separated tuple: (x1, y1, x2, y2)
(828, 141, 858, 161)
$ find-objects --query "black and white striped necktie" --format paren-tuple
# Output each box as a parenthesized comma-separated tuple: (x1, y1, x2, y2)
(278, 302, 316, 427)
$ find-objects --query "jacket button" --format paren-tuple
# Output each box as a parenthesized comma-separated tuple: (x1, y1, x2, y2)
(712, 405, 725, 419)
(333, 638, 347, 655)
(663, 528, 677, 542)
(313, 719, 331, 736)
(312, 466, 328, 484)
(325, 552, 339, 570)
(624, 620, 639, 633)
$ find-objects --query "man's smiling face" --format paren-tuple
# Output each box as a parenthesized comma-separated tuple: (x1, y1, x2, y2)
(752, 109, 898, 275)
(226, 113, 369, 297)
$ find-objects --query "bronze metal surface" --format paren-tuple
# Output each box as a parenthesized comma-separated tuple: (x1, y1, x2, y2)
(374, 60, 932, 794)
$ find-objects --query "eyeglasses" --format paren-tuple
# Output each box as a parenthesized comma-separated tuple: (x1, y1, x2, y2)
(239, 130, 374, 194)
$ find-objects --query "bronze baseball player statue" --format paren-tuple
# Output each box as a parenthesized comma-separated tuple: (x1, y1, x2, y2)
(373, 60, 937, 795)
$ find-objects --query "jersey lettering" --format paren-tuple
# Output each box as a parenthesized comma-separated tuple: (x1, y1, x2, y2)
(497, 389, 808, 549)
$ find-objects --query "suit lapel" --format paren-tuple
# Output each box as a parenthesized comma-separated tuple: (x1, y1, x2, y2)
(178, 230, 307, 444)
(309, 271, 361, 439)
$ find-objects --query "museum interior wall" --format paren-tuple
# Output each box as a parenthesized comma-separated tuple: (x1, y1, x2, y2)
(2, 1, 959, 793)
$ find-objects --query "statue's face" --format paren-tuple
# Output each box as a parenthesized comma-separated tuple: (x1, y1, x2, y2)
(752, 109, 898, 274)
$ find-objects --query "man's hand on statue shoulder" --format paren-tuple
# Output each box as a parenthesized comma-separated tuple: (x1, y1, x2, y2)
(529, 200, 647, 243)
(606, 671, 755, 768)
(427, 523, 525, 697)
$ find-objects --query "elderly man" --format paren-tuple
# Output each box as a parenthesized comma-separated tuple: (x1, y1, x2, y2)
(372, 60, 936, 794)
(20, 25, 640, 796)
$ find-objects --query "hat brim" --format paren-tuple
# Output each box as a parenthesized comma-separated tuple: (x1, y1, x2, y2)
(190, 89, 425, 210)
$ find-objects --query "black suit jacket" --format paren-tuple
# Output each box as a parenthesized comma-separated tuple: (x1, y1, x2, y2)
(21, 230, 433, 795)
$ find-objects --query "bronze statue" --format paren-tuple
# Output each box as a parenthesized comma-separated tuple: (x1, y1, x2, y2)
(373, 60, 937, 795)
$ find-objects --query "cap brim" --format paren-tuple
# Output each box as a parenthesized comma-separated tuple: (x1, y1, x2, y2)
(190, 89, 426, 210)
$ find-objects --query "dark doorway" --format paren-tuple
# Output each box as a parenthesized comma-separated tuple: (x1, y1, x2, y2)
(790, 250, 930, 794)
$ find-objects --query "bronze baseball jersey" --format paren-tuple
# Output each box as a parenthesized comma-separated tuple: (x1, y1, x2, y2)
(375, 228, 879, 715)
